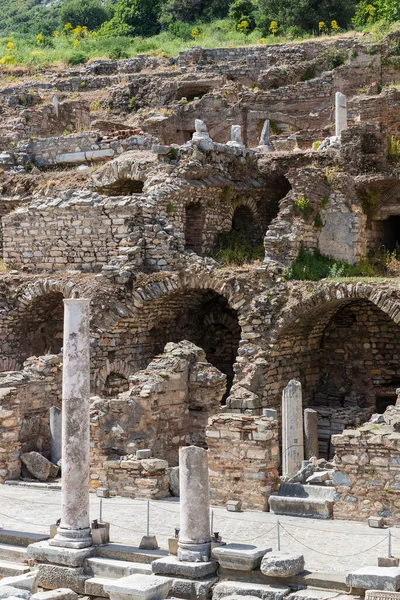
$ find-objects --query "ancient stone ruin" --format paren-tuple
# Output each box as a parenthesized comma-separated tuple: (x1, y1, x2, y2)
(1, 26, 400, 600)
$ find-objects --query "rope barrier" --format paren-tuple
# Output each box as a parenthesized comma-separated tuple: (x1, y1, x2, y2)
(279, 524, 387, 557)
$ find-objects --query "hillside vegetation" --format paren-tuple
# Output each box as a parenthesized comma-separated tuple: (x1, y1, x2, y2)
(0, 0, 398, 66)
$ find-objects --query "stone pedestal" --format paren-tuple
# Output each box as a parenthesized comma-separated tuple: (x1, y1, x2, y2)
(282, 380, 304, 478)
(50, 406, 62, 465)
(50, 299, 92, 549)
(335, 91, 347, 138)
(178, 446, 211, 562)
(304, 408, 318, 459)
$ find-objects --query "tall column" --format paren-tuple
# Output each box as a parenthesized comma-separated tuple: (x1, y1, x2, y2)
(335, 91, 347, 138)
(178, 446, 211, 562)
(50, 298, 92, 549)
(304, 408, 319, 460)
(50, 406, 62, 465)
(282, 380, 304, 478)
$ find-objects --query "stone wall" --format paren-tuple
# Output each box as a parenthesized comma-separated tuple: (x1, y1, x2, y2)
(332, 406, 400, 524)
(89, 342, 226, 491)
(20, 132, 156, 167)
(102, 457, 169, 498)
(0, 355, 62, 482)
(207, 414, 279, 510)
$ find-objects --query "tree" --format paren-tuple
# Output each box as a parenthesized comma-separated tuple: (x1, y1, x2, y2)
(100, 0, 163, 36)
(255, 0, 358, 33)
(60, 0, 111, 30)
(353, 0, 400, 26)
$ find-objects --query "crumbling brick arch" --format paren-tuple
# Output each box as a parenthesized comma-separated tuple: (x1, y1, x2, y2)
(95, 359, 132, 397)
(264, 283, 400, 457)
(230, 199, 264, 246)
(11, 278, 81, 367)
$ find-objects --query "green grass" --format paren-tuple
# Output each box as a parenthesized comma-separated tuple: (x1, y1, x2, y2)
(0, 20, 319, 68)
(210, 229, 264, 266)
(283, 246, 400, 281)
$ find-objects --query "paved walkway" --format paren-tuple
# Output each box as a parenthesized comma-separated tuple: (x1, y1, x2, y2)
(0, 485, 398, 574)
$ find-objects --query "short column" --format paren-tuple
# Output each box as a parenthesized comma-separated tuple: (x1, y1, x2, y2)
(282, 380, 304, 478)
(304, 408, 319, 460)
(50, 298, 92, 549)
(178, 446, 210, 562)
(335, 91, 347, 138)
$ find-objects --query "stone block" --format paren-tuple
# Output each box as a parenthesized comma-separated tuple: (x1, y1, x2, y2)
(55, 152, 86, 164)
(261, 553, 305, 577)
(0, 586, 30, 599)
(269, 483, 335, 519)
(212, 543, 270, 571)
(346, 567, 400, 591)
(36, 564, 89, 594)
(171, 577, 218, 600)
(365, 591, 400, 600)
(0, 571, 39, 594)
(104, 574, 172, 600)
(136, 450, 152, 459)
(27, 541, 95, 567)
(21, 452, 59, 482)
(287, 591, 340, 600)
(226, 500, 242, 512)
(379, 559, 400, 568)
(31, 589, 78, 600)
(213, 580, 290, 600)
(139, 536, 159, 550)
(168, 538, 178, 555)
(168, 466, 179, 497)
(151, 556, 218, 578)
(369, 516, 385, 528)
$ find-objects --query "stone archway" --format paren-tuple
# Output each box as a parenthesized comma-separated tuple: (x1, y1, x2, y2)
(264, 283, 400, 457)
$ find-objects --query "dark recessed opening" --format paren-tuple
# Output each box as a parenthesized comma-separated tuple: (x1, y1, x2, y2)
(376, 395, 397, 414)
(381, 216, 400, 252)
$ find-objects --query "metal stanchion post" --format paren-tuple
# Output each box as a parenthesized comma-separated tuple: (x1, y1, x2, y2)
(210, 509, 214, 536)
(147, 500, 150, 536)
(277, 519, 281, 551)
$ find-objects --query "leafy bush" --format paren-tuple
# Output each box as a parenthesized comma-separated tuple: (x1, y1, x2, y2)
(211, 230, 264, 266)
(359, 189, 378, 219)
(68, 52, 88, 65)
(293, 195, 312, 219)
(168, 21, 194, 40)
(108, 47, 129, 59)
(60, 0, 111, 29)
(387, 135, 400, 162)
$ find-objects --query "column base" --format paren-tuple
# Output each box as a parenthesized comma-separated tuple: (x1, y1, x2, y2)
(49, 527, 92, 549)
(178, 541, 211, 562)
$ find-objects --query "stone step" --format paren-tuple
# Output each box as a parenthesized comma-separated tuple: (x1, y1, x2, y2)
(85, 576, 114, 597)
(86, 557, 153, 578)
(0, 530, 48, 548)
(0, 543, 28, 563)
(96, 543, 168, 564)
(0, 559, 31, 577)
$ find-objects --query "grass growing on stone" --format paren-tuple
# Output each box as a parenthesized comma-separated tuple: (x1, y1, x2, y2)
(211, 229, 264, 266)
(283, 247, 400, 281)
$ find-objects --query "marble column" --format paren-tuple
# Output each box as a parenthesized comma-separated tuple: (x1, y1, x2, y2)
(178, 446, 211, 562)
(50, 298, 92, 549)
(50, 406, 62, 465)
(304, 408, 319, 460)
(227, 125, 245, 148)
(335, 91, 347, 138)
(282, 380, 304, 478)
(258, 119, 271, 151)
